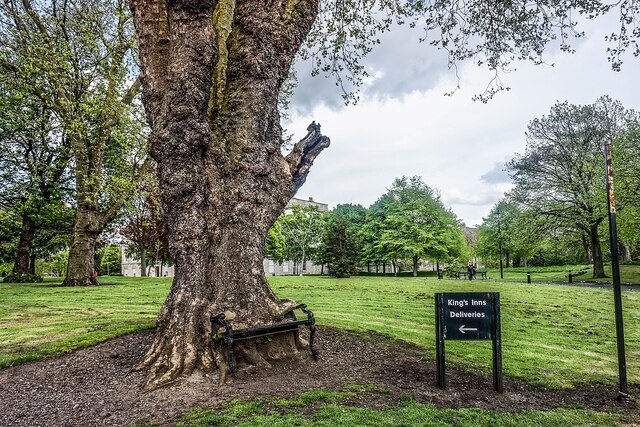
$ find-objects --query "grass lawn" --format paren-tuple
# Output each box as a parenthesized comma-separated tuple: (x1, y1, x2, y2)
(270, 275, 640, 388)
(167, 388, 636, 427)
(0, 274, 638, 389)
(479, 263, 640, 285)
(0, 276, 168, 367)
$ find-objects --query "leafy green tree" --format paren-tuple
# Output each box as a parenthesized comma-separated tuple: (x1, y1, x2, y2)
(264, 221, 285, 263)
(375, 177, 465, 276)
(321, 204, 366, 278)
(0, 0, 148, 286)
(278, 205, 326, 275)
(48, 250, 69, 277)
(0, 64, 73, 277)
(508, 97, 639, 278)
(361, 195, 394, 274)
(477, 201, 546, 268)
(97, 246, 122, 275)
(613, 126, 640, 258)
(0, 208, 20, 265)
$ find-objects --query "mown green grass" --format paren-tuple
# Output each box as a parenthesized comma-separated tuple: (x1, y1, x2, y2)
(480, 263, 640, 285)
(1, 275, 638, 389)
(169, 387, 637, 427)
(0, 277, 168, 367)
(269, 275, 640, 388)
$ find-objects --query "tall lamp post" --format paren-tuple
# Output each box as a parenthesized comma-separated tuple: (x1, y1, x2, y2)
(496, 210, 504, 279)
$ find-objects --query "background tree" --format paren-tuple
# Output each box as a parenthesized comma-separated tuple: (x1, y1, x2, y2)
(476, 201, 543, 268)
(612, 126, 640, 259)
(121, 172, 168, 277)
(127, 0, 640, 388)
(278, 205, 326, 276)
(507, 97, 639, 278)
(0, 0, 148, 286)
(0, 59, 73, 278)
(377, 177, 465, 276)
(361, 193, 394, 274)
(321, 204, 366, 278)
(263, 221, 285, 263)
(96, 246, 122, 276)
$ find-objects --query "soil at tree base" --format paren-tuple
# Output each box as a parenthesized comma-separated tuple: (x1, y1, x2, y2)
(0, 328, 636, 426)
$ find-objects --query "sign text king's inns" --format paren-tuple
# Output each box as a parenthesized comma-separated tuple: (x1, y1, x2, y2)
(435, 291, 502, 392)
(439, 292, 496, 340)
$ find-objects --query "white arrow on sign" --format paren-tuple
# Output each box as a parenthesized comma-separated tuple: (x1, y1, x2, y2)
(459, 325, 478, 334)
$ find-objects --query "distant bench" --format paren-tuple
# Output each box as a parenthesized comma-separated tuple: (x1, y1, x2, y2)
(210, 304, 317, 374)
(567, 270, 587, 283)
(455, 270, 487, 280)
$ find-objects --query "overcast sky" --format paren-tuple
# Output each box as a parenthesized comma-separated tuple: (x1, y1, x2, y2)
(283, 15, 640, 227)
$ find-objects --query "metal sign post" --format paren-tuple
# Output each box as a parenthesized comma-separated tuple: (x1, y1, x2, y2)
(435, 292, 503, 393)
(603, 143, 630, 402)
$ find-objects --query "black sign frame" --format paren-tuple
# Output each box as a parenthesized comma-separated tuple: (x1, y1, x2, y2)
(435, 292, 503, 393)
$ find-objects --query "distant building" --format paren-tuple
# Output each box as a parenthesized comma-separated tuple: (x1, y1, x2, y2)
(121, 196, 328, 277)
(121, 250, 174, 277)
(285, 196, 328, 212)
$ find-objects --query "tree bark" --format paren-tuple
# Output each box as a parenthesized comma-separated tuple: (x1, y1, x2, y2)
(590, 225, 606, 278)
(63, 204, 99, 286)
(11, 212, 36, 276)
(582, 233, 593, 263)
(412, 255, 418, 277)
(131, 0, 328, 389)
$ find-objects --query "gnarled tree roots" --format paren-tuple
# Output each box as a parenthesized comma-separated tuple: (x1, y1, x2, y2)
(138, 301, 314, 390)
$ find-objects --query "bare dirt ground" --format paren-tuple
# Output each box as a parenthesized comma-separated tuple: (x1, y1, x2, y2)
(0, 327, 637, 427)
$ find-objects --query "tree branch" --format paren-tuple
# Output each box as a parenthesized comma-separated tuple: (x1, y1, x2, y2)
(0, 58, 19, 73)
(121, 76, 142, 105)
(98, 157, 154, 230)
(129, 0, 170, 126)
(21, 0, 48, 35)
(285, 122, 330, 196)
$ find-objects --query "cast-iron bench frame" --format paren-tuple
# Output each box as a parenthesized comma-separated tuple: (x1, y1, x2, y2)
(211, 304, 317, 374)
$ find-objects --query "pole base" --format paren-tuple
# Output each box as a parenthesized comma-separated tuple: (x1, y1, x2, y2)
(615, 391, 633, 403)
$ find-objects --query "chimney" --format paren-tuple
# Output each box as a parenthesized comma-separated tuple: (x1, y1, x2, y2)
(308, 197, 314, 202)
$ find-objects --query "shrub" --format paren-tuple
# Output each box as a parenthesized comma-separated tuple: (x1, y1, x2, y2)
(2, 273, 44, 283)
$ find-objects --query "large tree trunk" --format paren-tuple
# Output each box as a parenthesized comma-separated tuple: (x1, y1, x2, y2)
(11, 212, 36, 276)
(582, 233, 594, 263)
(63, 204, 100, 286)
(590, 225, 606, 278)
(131, 0, 328, 389)
(412, 255, 418, 277)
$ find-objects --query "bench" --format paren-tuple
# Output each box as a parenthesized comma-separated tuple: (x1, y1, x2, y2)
(210, 304, 317, 374)
(455, 270, 487, 279)
(567, 270, 587, 283)
(455, 271, 468, 279)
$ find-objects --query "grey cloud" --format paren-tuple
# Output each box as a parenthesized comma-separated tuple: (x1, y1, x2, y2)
(445, 189, 506, 206)
(480, 161, 512, 184)
(289, 24, 451, 114)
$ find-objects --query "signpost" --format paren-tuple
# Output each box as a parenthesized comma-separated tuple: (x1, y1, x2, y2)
(604, 143, 630, 402)
(435, 292, 503, 392)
